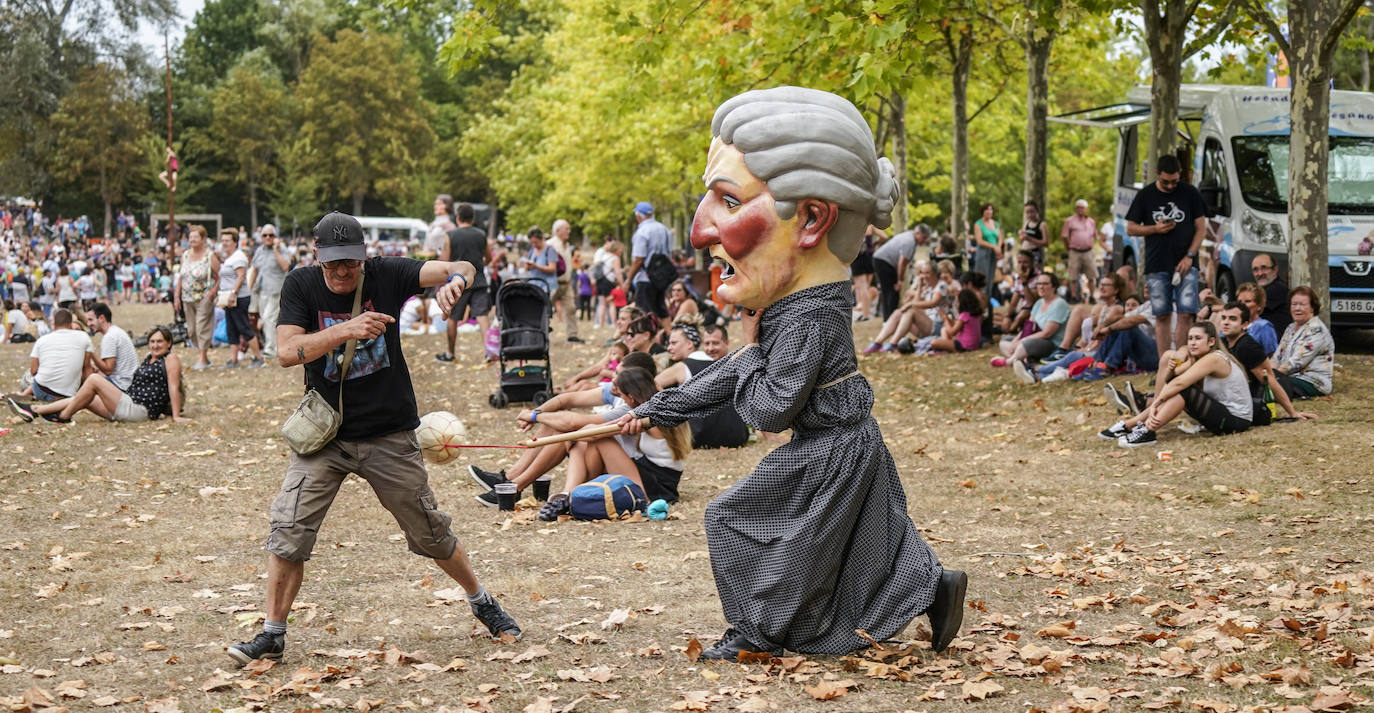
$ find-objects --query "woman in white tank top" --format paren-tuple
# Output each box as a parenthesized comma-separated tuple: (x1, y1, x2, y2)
(1100, 321, 1252, 447)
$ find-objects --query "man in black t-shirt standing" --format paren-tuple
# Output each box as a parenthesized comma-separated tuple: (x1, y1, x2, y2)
(436, 203, 492, 363)
(1126, 154, 1207, 360)
(1216, 301, 1316, 423)
(227, 212, 519, 668)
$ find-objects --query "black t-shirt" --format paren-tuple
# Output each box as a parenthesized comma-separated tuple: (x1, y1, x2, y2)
(1126, 182, 1206, 275)
(278, 257, 424, 440)
(1228, 332, 1267, 390)
(446, 226, 488, 288)
(681, 357, 750, 449)
(1262, 278, 1291, 335)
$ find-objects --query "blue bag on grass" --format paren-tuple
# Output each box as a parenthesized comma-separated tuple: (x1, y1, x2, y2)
(570, 474, 648, 520)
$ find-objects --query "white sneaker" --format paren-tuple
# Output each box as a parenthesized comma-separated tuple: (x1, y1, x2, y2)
(1012, 359, 1036, 384)
(1042, 367, 1070, 383)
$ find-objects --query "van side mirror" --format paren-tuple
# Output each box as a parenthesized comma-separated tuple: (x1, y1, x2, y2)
(1199, 179, 1227, 216)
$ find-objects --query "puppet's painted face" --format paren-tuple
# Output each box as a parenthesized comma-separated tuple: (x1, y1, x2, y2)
(691, 138, 803, 310)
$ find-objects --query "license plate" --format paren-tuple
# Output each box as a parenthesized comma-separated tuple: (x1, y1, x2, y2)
(1333, 298, 1374, 313)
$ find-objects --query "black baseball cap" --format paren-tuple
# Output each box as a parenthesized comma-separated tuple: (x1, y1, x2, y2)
(313, 212, 366, 262)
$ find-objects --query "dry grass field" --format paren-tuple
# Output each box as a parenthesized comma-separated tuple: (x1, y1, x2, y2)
(2, 302, 1373, 713)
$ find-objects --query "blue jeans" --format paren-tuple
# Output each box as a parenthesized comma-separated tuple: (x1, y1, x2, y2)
(32, 380, 67, 402)
(1036, 350, 1087, 379)
(1146, 269, 1199, 317)
(1099, 328, 1158, 372)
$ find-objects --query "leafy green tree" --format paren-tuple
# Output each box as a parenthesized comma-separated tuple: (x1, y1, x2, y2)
(199, 57, 291, 231)
(48, 65, 155, 236)
(267, 139, 323, 237)
(179, 0, 264, 86)
(295, 28, 436, 215)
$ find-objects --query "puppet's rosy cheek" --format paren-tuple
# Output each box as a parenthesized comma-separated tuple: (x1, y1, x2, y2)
(717, 201, 774, 261)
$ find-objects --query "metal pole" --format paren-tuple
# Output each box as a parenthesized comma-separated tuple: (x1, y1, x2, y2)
(164, 34, 176, 240)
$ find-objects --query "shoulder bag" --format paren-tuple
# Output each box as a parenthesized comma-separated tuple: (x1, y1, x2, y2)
(280, 268, 365, 455)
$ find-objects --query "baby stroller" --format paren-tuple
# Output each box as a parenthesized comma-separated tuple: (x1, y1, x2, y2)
(489, 279, 554, 408)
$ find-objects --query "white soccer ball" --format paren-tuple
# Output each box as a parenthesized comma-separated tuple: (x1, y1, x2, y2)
(416, 411, 466, 465)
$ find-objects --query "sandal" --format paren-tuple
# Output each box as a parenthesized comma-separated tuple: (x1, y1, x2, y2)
(538, 493, 570, 521)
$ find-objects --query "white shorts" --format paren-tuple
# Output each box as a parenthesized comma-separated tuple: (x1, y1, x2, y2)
(112, 393, 149, 422)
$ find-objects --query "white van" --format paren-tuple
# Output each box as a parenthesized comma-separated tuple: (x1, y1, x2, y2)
(355, 216, 429, 257)
(1052, 84, 1374, 327)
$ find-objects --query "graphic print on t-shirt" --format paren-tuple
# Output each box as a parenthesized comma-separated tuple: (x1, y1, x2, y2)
(1151, 202, 1186, 225)
(319, 300, 390, 382)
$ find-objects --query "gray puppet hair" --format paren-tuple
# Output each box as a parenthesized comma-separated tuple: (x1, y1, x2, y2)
(711, 86, 897, 264)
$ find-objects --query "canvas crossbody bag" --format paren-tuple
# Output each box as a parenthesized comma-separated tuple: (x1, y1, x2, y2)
(280, 268, 365, 455)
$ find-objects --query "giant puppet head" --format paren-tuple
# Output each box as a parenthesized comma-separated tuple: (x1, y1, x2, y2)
(691, 87, 897, 311)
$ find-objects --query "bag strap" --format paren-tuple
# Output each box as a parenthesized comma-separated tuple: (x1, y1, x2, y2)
(335, 266, 366, 418)
(592, 480, 616, 517)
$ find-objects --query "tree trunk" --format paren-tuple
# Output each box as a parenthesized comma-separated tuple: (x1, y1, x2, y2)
(1023, 27, 1054, 214)
(890, 90, 909, 232)
(1285, 0, 1365, 322)
(948, 27, 973, 242)
(1140, 0, 1191, 180)
(249, 179, 258, 234)
(353, 190, 364, 217)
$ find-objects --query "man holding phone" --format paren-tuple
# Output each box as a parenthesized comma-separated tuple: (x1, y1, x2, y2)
(1126, 154, 1207, 359)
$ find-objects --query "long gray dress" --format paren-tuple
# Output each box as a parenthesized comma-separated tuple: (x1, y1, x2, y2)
(633, 281, 942, 654)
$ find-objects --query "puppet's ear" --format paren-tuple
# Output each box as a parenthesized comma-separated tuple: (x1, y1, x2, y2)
(796, 198, 839, 249)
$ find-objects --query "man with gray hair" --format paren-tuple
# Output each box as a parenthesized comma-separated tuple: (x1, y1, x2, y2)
(548, 219, 581, 343)
(1061, 199, 1098, 303)
(616, 86, 963, 661)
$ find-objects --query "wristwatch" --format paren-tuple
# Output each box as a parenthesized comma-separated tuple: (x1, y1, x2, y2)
(1186, 252, 1198, 260)
(531, 409, 540, 423)
(447, 272, 468, 289)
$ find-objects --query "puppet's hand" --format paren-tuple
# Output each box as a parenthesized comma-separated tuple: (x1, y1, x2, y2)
(742, 309, 762, 345)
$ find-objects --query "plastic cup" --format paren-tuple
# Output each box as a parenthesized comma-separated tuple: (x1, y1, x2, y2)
(1157, 451, 1173, 461)
(495, 482, 518, 511)
(532, 476, 552, 501)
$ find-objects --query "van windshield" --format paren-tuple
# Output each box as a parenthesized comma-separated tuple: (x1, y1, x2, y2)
(1232, 135, 1374, 215)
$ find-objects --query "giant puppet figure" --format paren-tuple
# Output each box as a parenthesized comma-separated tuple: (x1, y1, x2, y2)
(617, 87, 967, 660)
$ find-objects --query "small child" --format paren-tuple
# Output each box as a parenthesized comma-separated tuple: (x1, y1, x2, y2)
(576, 269, 594, 320)
(919, 287, 984, 355)
(566, 342, 628, 391)
(610, 284, 627, 309)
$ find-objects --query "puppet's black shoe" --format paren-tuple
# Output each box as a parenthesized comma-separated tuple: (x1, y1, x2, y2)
(927, 569, 968, 653)
(699, 628, 779, 661)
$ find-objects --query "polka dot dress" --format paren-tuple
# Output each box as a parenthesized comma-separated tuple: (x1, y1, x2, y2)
(128, 354, 171, 418)
(634, 282, 943, 654)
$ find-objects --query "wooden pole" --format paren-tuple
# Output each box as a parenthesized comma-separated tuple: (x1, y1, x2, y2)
(164, 34, 176, 240)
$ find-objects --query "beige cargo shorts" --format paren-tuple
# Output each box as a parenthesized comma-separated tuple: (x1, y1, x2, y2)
(265, 430, 458, 562)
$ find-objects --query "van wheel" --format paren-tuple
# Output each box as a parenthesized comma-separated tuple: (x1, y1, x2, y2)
(1215, 269, 1236, 303)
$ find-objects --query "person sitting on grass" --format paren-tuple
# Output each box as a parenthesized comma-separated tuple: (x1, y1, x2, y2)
(1235, 281, 1278, 355)
(861, 261, 946, 354)
(540, 366, 691, 521)
(913, 284, 983, 355)
(468, 351, 659, 506)
(1018, 272, 1127, 383)
(1099, 321, 1251, 447)
(563, 342, 629, 392)
(1271, 285, 1333, 400)
(9, 326, 187, 424)
(994, 272, 1068, 370)
(1215, 301, 1316, 424)
(656, 320, 750, 449)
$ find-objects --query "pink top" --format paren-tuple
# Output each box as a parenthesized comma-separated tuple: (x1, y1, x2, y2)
(1061, 214, 1097, 251)
(956, 312, 981, 351)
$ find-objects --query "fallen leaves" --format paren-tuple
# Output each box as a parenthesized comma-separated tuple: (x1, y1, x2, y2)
(803, 678, 856, 700)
